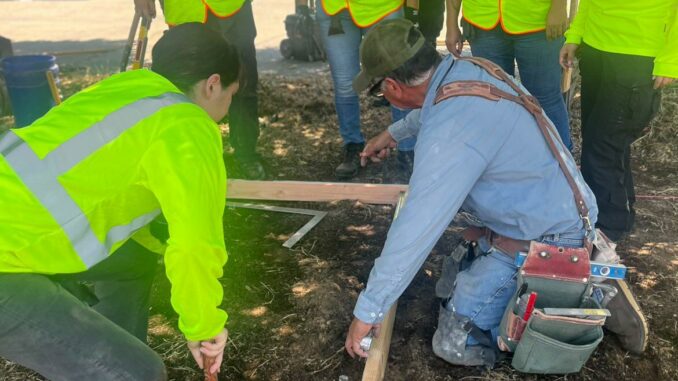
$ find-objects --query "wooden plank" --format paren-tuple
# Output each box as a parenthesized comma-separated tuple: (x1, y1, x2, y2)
(361, 302, 398, 381)
(362, 192, 407, 381)
(227, 180, 408, 205)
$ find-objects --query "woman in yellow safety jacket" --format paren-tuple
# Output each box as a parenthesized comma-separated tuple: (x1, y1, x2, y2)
(0, 23, 238, 380)
(558, 0, 677, 285)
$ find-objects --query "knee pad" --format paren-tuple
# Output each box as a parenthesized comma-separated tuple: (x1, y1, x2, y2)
(432, 304, 496, 367)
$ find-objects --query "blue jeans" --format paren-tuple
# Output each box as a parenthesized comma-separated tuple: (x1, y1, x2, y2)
(316, 1, 414, 150)
(450, 233, 585, 346)
(467, 26, 572, 150)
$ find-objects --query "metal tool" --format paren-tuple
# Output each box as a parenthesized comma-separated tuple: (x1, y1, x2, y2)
(360, 331, 374, 352)
(514, 252, 627, 280)
(543, 308, 611, 317)
(120, 12, 152, 72)
(592, 282, 618, 307)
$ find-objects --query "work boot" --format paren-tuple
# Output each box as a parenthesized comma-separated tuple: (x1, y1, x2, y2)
(604, 279, 648, 355)
(238, 159, 267, 180)
(335, 143, 364, 179)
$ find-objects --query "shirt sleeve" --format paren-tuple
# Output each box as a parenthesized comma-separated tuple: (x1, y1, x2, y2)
(653, 2, 678, 78)
(387, 109, 422, 142)
(142, 111, 228, 341)
(353, 109, 489, 324)
(564, 0, 590, 45)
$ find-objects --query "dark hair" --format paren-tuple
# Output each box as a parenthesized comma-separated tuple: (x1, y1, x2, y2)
(385, 26, 441, 85)
(151, 23, 241, 93)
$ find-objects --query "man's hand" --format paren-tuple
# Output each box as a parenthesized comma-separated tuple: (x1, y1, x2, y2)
(134, 0, 156, 19)
(345, 317, 380, 358)
(446, 25, 464, 56)
(187, 328, 229, 375)
(546, 2, 568, 41)
(654, 76, 675, 89)
(360, 130, 397, 167)
(559, 43, 578, 69)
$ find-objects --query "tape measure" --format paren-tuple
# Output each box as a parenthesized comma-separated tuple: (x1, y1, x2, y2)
(514, 252, 626, 280)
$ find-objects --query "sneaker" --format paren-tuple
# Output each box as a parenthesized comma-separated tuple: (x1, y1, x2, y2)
(604, 279, 648, 355)
(335, 143, 364, 179)
(238, 159, 267, 180)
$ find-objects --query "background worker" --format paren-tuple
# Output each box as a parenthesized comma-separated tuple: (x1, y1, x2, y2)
(0, 24, 236, 380)
(405, 0, 446, 47)
(343, 19, 605, 365)
(445, 0, 573, 149)
(560, 0, 678, 244)
(296, 0, 416, 179)
(135, 0, 266, 180)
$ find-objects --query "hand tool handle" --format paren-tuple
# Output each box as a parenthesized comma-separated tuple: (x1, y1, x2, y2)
(203, 353, 218, 381)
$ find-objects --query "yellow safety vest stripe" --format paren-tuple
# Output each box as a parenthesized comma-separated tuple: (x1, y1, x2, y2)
(565, 0, 678, 78)
(321, 0, 404, 28)
(0, 69, 228, 341)
(164, 0, 247, 25)
(462, 0, 553, 35)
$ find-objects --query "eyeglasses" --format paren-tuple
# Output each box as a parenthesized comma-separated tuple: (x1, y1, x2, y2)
(368, 77, 385, 98)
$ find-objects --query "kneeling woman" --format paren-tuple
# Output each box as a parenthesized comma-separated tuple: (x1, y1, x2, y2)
(0, 23, 239, 380)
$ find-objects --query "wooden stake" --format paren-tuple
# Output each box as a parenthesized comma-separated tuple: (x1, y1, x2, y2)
(227, 180, 408, 205)
(361, 192, 407, 381)
(46, 71, 61, 105)
(203, 354, 217, 381)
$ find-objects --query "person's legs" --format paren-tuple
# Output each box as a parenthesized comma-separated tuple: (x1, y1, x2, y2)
(513, 32, 571, 150)
(578, 44, 660, 240)
(467, 26, 516, 76)
(433, 250, 518, 366)
(0, 273, 166, 381)
(212, 2, 265, 179)
(416, 0, 445, 46)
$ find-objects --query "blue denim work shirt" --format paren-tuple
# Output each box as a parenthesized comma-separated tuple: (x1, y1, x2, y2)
(353, 55, 599, 324)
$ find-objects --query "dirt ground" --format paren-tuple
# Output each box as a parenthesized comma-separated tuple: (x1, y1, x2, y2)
(1, 64, 677, 381)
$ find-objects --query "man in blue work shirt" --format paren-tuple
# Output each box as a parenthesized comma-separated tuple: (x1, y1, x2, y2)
(343, 19, 647, 366)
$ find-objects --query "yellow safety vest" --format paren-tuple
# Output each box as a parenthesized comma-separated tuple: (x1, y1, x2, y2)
(565, 0, 678, 78)
(321, 0, 404, 28)
(164, 0, 247, 25)
(0, 69, 228, 341)
(462, 0, 552, 34)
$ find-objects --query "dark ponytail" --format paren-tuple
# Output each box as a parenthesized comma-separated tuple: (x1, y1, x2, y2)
(151, 22, 241, 93)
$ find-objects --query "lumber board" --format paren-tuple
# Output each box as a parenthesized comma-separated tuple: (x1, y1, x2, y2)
(361, 302, 398, 381)
(227, 180, 408, 205)
(361, 192, 407, 381)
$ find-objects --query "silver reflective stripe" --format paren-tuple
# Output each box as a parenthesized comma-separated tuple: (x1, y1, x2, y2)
(105, 209, 161, 250)
(0, 92, 189, 267)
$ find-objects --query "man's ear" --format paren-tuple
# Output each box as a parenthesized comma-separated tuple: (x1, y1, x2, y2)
(383, 77, 401, 96)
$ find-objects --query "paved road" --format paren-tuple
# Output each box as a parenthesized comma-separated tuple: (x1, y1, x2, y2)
(0, 0, 326, 76)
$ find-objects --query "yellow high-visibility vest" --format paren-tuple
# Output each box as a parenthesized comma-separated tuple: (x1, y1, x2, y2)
(565, 0, 678, 78)
(0, 69, 228, 342)
(164, 0, 247, 25)
(321, 0, 404, 28)
(462, 0, 552, 34)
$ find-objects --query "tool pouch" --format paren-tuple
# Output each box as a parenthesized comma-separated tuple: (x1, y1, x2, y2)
(498, 241, 604, 374)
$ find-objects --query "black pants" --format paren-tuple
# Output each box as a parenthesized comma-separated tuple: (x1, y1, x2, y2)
(418, 0, 445, 46)
(578, 43, 661, 240)
(207, 1, 260, 162)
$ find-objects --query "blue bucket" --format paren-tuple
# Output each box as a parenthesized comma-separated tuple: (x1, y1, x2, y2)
(1, 55, 59, 127)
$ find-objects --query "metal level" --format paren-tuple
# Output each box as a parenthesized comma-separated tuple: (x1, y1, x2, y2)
(514, 252, 627, 280)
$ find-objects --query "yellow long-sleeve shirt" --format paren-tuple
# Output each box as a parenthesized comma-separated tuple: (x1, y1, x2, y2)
(565, 0, 678, 78)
